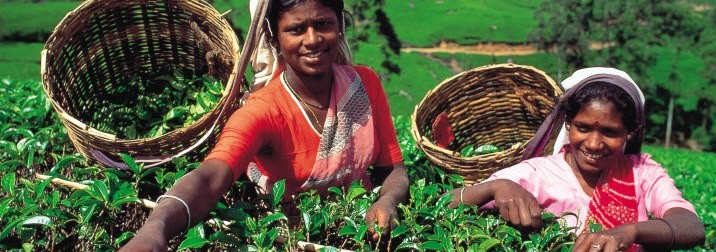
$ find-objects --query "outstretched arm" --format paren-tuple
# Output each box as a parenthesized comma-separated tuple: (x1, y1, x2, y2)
(445, 179, 543, 229)
(365, 162, 409, 242)
(573, 207, 705, 251)
(119, 160, 235, 251)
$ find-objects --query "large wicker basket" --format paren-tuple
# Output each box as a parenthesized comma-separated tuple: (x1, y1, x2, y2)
(41, 0, 241, 168)
(410, 64, 563, 185)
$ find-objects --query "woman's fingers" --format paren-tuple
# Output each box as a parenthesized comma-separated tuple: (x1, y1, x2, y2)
(574, 233, 595, 252)
(497, 198, 541, 229)
(529, 200, 543, 229)
(574, 233, 625, 252)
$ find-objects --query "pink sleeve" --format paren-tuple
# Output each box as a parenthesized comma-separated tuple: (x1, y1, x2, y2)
(480, 162, 538, 209)
(204, 97, 273, 181)
(355, 66, 404, 167)
(636, 155, 696, 217)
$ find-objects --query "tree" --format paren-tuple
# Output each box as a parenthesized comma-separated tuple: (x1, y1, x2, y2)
(646, 1, 705, 148)
(345, 0, 402, 77)
(530, 0, 658, 84)
(696, 7, 716, 150)
(529, 0, 710, 149)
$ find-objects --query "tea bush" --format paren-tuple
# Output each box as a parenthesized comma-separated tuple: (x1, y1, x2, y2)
(1, 77, 714, 251)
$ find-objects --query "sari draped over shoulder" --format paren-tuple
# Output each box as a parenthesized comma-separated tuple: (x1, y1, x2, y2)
(301, 65, 375, 189)
(247, 65, 375, 193)
(584, 155, 639, 251)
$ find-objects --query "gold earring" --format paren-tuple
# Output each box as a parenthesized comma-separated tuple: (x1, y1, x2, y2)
(565, 125, 571, 131)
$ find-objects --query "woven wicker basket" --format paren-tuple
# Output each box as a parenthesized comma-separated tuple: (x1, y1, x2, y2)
(41, 0, 241, 168)
(410, 64, 563, 185)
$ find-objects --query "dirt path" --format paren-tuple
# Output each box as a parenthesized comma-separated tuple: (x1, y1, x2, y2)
(402, 41, 610, 56)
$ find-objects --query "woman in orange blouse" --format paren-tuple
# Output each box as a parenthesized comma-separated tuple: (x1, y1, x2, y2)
(121, 0, 408, 250)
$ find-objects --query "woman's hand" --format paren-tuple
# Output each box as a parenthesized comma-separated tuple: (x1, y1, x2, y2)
(119, 232, 167, 252)
(573, 224, 637, 252)
(365, 196, 398, 242)
(491, 180, 543, 230)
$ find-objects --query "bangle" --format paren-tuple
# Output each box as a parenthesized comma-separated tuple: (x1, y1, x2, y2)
(654, 218, 675, 249)
(459, 187, 467, 205)
(157, 195, 192, 232)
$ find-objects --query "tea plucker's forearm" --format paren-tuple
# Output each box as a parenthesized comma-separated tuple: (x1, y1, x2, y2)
(134, 160, 234, 241)
(374, 162, 409, 205)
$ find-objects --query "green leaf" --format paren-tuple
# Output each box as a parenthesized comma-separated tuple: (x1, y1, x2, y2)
(114, 231, 135, 246)
(111, 197, 140, 207)
(346, 184, 367, 202)
(209, 231, 241, 244)
(271, 180, 286, 207)
(419, 241, 444, 251)
(460, 145, 476, 157)
(33, 176, 53, 201)
(50, 155, 81, 173)
(476, 144, 501, 154)
(78, 204, 98, 224)
(2, 173, 16, 196)
(21, 215, 52, 227)
(22, 243, 33, 252)
(119, 153, 140, 175)
(0, 198, 13, 219)
(88, 180, 110, 202)
(178, 237, 209, 250)
(396, 242, 419, 250)
(259, 212, 287, 228)
(478, 238, 501, 251)
(0, 218, 24, 240)
(355, 224, 368, 242)
(338, 225, 358, 236)
(328, 187, 342, 196)
(390, 224, 409, 238)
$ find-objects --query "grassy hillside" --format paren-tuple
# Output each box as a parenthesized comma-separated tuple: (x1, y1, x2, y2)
(384, 0, 543, 47)
(0, 43, 43, 80)
(0, 2, 78, 40)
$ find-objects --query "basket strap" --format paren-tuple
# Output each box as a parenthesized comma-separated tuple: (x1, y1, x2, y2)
(97, 0, 270, 169)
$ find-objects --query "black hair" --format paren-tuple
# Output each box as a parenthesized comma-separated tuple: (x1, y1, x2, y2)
(561, 81, 644, 153)
(266, 0, 345, 39)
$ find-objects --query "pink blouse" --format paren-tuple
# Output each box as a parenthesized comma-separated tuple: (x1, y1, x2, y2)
(481, 149, 696, 233)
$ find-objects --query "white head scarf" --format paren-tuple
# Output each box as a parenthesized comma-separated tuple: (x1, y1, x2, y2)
(248, 0, 353, 87)
(551, 67, 645, 154)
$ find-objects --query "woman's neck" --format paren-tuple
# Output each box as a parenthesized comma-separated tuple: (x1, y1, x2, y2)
(284, 67, 333, 106)
(566, 152, 600, 196)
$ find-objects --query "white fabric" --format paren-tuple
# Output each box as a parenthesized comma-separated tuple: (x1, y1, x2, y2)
(552, 67, 645, 154)
(250, 0, 280, 87)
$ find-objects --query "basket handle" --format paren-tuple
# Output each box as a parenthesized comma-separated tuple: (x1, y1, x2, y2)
(95, 0, 270, 169)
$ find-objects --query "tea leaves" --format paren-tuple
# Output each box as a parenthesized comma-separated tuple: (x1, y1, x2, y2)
(0, 77, 713, 251)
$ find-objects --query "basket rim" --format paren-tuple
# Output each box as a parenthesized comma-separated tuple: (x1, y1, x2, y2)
(409, 63, 561, 159)
(40, 0, 242, 144)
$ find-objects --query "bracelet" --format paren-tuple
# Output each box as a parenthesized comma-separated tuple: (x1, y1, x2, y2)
(157, 195, 192, 232)
(459, 187, 467, 205)
(654, 218, 675, 249)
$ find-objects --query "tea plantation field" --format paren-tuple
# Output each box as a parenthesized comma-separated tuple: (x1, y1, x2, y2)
(1, 0, 714, 251)
(0, 77, 714, 250)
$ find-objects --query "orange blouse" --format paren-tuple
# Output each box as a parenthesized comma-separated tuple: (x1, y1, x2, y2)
(205, 65, 403, 195)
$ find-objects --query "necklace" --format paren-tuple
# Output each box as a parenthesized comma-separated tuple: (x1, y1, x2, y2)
(283, 73, 323, 132)
(282, 74, 328, 110)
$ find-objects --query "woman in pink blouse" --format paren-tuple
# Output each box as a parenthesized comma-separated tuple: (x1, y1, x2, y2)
(446, 68, 704, 251)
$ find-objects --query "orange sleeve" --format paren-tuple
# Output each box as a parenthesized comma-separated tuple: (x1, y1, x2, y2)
(204, 96, 273, 181)
(354, 66, 404, 168)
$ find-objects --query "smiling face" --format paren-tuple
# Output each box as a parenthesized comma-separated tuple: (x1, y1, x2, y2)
(567, 100, 629, 175)
(275, 0, 341, 78)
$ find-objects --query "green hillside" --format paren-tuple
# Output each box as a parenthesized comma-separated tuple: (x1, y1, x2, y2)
(385, 0, 543, 46)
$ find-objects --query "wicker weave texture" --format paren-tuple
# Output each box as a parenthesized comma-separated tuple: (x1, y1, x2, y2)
(41, 0, 241, 168)
(411, 64, 562, 185)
